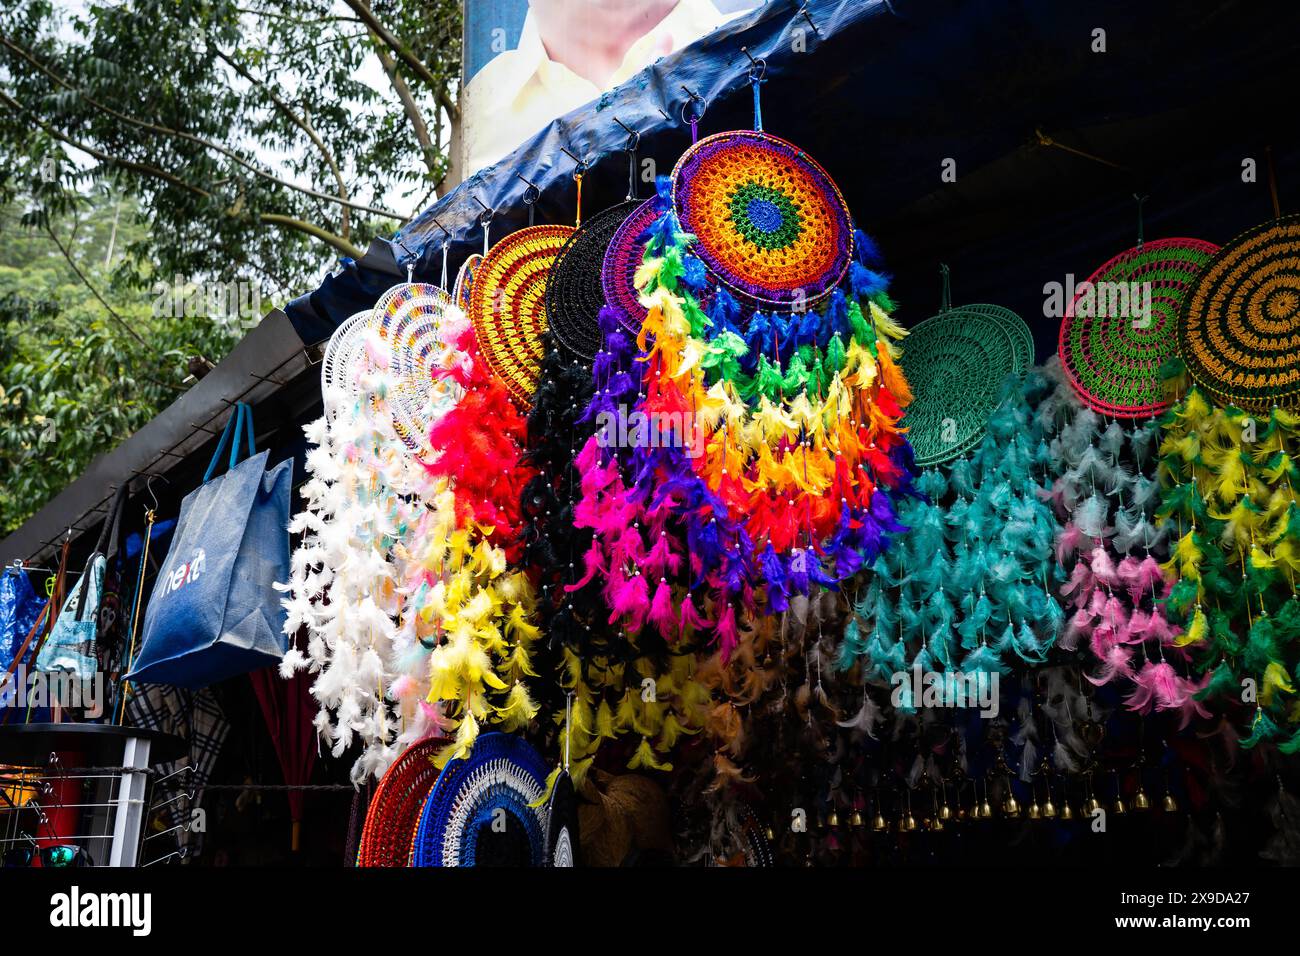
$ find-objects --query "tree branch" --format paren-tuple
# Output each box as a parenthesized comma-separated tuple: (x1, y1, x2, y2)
(0, 89, 212, 199)
(215, 49, 358, 237)
(373, 44, 437, 175)
(235, 7, 363, 27)
(1, 35, 406, 222)
(340, 0, 459, 122)
(42, 223, 164, 360)
(258, 213, 365, 260)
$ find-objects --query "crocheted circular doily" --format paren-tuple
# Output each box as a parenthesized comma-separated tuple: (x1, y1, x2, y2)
(546, 200, 639, 360)
(372, 282, 465, 459)
(543, 768, 579, 867)
(321, 310, 376, 423)
(412, 733, 548, 867)
(356, 740, 444, 867)
(901, 307, 1019, 467)
(672, 130, 852, 308)
(469, 226, 574, 409)
(1180, 216, 1300, 411)
(954, 302, 1034, 374)
(454, 253, 483, 313)
(602, 198, 661, 334)
(1060, 237, 1218, 417)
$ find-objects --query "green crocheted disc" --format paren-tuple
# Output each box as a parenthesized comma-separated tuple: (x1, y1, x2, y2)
(953, 302, 1033, 373)
(901, 307, 1019, 467)
(1060, 237, 1218, 417)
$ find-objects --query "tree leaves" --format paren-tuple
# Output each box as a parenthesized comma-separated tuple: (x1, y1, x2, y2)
(0, 194, 238, 534)
(0, 0, 461, 291)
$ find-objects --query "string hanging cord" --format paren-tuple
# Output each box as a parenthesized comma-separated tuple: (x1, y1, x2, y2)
(739, 46, 767, 131)
(559, 146, 589, 226)
(515, 172, 541, 227)
(393, 233, 420, 283)
(427, 217, 451, 289)
(473, 195, 494, 254)
(613, 117, 641, 201)
(681, 85, 705, 143)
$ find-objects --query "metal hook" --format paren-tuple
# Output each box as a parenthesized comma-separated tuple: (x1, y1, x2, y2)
(613, 116, 640, 152)
(797, 3, 820, 37)
(143, 847, 188, 867)
(429, 217, 450, 240)
(681, 85, 704, 125)
(393, 236, 413, 256)
(471, 194, 494, 225)
(559, 146, 589, 174)
(514, 171, 541, 206)
(144, 473, 167, 513)
(1133, 193, 1149, 249)
(740, 46, 767, 81)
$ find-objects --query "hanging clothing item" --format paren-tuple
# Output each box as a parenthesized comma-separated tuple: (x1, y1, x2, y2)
(126, 684, 230, 860)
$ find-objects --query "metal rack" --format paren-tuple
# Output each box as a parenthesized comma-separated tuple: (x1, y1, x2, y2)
(0, 723, 185, 868)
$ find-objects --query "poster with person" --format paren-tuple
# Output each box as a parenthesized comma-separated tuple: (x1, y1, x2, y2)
(461, 0, 762, 175)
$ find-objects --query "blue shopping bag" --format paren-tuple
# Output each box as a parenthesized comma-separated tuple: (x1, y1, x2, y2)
(34, 484, 128, 681)
(0, 566, 44, 675)
(126, 403, 291, 688)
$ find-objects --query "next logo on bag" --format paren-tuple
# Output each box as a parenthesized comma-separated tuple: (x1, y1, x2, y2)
(161, 548, 205, 596)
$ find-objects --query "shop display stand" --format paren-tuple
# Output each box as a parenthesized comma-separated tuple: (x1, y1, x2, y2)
(0, 723, 186, 868)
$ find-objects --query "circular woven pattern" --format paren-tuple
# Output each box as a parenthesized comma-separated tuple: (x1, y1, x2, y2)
(544, 769, 579, 867)
(412, 733, 548, 867)
(1180, 217, 1300, 411)
(955, 302, 1034, 373)
(738, 803, 774, 867)
(546, 200, 639, 360)
(602, 198, 661, 334)
(470, 225, 574, 408)
(901, 308, 1019, 467)
(1060, 237, 1218, 417)
(454, 253, 483, 313)
(672, 130, 852, 308)
(321, 310, 376, 422)
(356, 740, 443, 867)
(372, 283, 464, 459)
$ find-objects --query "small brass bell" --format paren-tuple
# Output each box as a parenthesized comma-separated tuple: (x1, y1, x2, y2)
(872, 811, 887, 832)
(849, 809, 864, 828)
(979, 798, 993, 819)
(1005, 794, 1020, 816)
(827, 809, 840, 828)
(903, 812, 917, 832)
(1086, 796, 1101, 814)
(1043, 797, 1057, 819)
(765, 826, 775, 841)
(1027, 800, 1041, 820)
(1112, 796, 1126, 815)
(930, 817, 944, 832)
(1134, 788, 1150, 811)
(1060, 802, 1074, 821)
(1162, 793, 1178, 813)
(939, 803, 952, 821)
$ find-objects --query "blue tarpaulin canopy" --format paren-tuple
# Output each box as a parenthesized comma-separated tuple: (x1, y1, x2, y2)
(288, 0, 1300, 361)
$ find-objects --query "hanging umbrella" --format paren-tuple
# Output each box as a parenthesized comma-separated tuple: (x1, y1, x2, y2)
(250, 661, 316, 852)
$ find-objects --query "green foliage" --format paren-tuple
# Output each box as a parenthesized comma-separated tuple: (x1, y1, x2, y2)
(0, 0, 462, 535)
(1, 0, 462, 292)
(0, 193, 238, 534)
